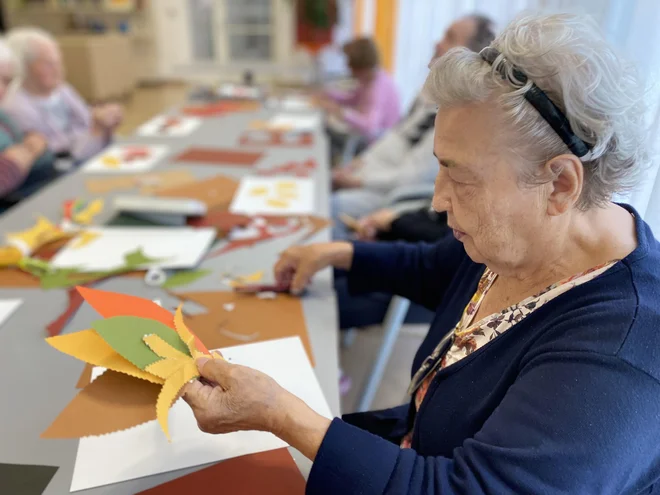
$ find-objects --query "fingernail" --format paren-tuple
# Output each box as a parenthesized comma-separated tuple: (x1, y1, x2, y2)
(196, 357, 210, 368)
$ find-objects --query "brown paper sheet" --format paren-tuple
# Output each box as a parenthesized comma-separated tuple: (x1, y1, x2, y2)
(155, 175, 239, 210)
(174, 291, 315, 366)
(75, 363, 95, 389)
(41, 370, 160, 438)
(187, 211, 252, 232)
(175, 148, 263, 167)
(136, 449, 304, 494)
(85, 170, 197, 195)
(0, 268, 40, 288)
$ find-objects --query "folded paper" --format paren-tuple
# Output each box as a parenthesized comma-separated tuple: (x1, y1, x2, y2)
(44, 287, 212, 440)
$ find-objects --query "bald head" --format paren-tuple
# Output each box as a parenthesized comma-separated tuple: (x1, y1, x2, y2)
(431, 15, 495, 64)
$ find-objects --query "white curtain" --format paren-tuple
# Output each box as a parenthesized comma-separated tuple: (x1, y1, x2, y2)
(394, 0, 660, 232)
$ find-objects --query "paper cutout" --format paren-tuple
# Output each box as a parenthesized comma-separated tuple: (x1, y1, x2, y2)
(45, 288, 212, 439)
(85, 169, 197, 195)
(175, 147, 263, 167)
(41, 370, 160, 438)
(69, 231, 101, 249)
(257, 158, 317, 177)
(0, 246, 23, 267)
(0, 462, 59, 494)
(82, 145, 169, 174)
(161, 269, 211, 289)
(231, 178, 315, 216)
(187, 211, 252, 233)
(91, 316, 190, 370)
(76, 363, 94, 388)
(239, 130, 314, 148)
(63, 198, 105, 225)
(182, 100, 260, 118)
(206, 217, 304, 259)
(228, 270, 264, 288)
(46, 287, 84, 336)
(47, 328, 164, 384)
(6, 216, 70, 256)
(137, 115, 202, 137)
(156, 174, 239, 210)
(174, 291, 315, 365)
(135, 449, 305, 495)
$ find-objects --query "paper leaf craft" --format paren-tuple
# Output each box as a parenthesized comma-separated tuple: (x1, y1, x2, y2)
(175, 147, 263, 167)
(82, 145, 169, 174)
(239, 130, 314, 148)
(230, 178, 315, 216)
(257, 158, 317, 178)
(44, 287, 211, 440)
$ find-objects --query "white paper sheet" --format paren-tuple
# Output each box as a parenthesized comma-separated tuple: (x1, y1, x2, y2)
(279, 96, 313, 111)
(230, 177, 315, 216)
(0, 299, 22, 329)
(81, 145, 169, 174)
(70, 337, 332, 492)
(136, 115, 202, 137)
(49, 227, 216, 271)
(268, 114, 320, 131)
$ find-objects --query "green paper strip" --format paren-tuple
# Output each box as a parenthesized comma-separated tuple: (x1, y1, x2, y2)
(92, 316, 191, 370)
(161, 269, 212, 289)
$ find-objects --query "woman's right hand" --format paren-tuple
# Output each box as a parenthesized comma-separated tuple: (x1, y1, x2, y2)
(274, 242, 354, 295)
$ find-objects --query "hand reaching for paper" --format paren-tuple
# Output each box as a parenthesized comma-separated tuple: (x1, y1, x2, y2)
(274, 243, 354, 295)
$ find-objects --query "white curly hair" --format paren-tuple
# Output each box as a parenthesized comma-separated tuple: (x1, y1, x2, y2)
(5, 27, 57, 81)
(423, 12, 651, 209)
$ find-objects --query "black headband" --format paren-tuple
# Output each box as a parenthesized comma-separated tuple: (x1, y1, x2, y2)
(479, 47, 593, 160)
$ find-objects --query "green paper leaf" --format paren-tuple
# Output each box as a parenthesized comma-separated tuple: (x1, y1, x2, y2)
(124, 248, 163, 269)
(92, 316, 191, 370)
(161, 269, 212, 289)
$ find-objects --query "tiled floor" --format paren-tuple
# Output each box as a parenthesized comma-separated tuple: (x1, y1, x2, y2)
(120, 83, 425, 416)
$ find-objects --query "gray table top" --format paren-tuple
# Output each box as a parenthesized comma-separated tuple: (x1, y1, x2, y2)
(0, 108, 340, 493)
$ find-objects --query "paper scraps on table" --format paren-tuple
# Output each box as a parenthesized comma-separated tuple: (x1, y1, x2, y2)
(137, 115, 202, 137)
(230, 177, 315, 216)
(175, 147, 263, 167)
(70, 337, 330, 492)
(0, 462, 59, 495)
(136, 448, 305, 495)
(182, 100, 260, 118)
(257, 158, 317, 177)
(0, 299, 22, 330)
(174, 291, 315, 365)
(85, 169, 197, 196)
(239, 129, 314, 148)
(46, 288, 84, 336)
(161, 269, 212, 289)
(156, 174, 239, 210)
(205, 216, 304, 259)
(82, 145, 169, 174)
(44, 287, 212, 441)
(6, 216, 71, 256)
(50, 227, 216, 272)
(62, 198, 105, 226)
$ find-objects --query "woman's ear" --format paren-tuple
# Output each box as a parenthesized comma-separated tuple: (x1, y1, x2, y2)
(544, 154, 584, 216)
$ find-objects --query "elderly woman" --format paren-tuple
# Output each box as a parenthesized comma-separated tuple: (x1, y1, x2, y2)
(183, 13, 660, 494)
(0, 37, 53, 207)
(3, 28, 122, 163)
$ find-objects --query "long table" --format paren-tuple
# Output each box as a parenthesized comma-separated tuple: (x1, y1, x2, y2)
(0, 105, 340, 493)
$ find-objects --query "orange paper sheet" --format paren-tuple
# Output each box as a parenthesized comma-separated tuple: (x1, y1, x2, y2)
(136, 449, 305, 494)
(174, 291, 315, 365)
(41, 370, 160, 438)
(155, 175, 239, 211)
(85, 170, 197, 195)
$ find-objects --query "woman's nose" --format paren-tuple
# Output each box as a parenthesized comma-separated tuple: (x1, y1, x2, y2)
(432, 173, 451, 212)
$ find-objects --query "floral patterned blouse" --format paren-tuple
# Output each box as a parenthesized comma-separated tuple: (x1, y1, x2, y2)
(400, 259, 618, 449)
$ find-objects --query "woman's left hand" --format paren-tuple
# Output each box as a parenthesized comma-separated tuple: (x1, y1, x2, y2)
(183, 356, 287, 435)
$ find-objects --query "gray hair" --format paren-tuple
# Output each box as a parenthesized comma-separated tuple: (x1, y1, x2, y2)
(6, 27, 57, 80)
(423, 12, 651, 209)
(0, 37, 16, 70)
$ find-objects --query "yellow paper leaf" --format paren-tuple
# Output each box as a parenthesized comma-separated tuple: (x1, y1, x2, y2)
(156, 360, 199, 441)
(7, 216, 68, 256)
(266, 198, 290, 209)
(73, 199, 105, 225)
(0, 246, 22, 268)
(102, 156, 121, 168)
(275, 181, 296, 190)
(228, 270, 264, 288)
(249, 186, 269, 196)
(46, 330, 164, 385)
(69, 231, 101, 249)
(143, 334, 189, 361)
(173, 305, 205, 359)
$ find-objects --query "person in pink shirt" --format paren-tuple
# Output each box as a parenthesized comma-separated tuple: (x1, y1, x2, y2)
(319, 37, 401, 161)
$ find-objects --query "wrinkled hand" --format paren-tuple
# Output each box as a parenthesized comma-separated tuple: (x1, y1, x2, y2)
(183, 356, 286, 435)
(92, 103, 124, 132)
(356, 209, 397, 241)
(274, 243, 353, 294)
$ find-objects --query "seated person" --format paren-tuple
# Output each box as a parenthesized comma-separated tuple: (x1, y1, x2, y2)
(0, 37, 53, 210)
(183, 13, 660, 493)
(331, 15, 495, 240)
(318, 37, 400, 160)
(3, 28, 122, 163)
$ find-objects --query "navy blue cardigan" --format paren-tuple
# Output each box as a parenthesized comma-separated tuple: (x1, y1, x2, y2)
(307, 204, 660, 494)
